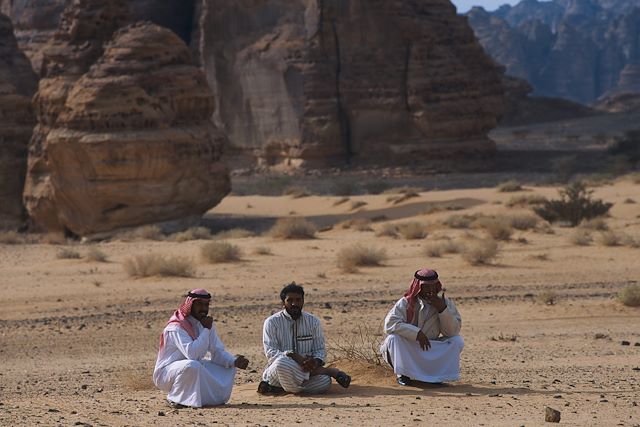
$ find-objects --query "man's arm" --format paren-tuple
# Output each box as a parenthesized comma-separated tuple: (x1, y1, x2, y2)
(438, 298, 462, 337)
(207, 322, 238, 368)
(384, 299, 421, 340)
(165, 326, 210, 360)
(310, 317, 326, 363)
(263, 316, 286, 364)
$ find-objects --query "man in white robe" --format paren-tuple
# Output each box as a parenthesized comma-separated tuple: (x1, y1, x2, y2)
(153, 288, 249, 408)
(258, 282, 351, 394)
(380, 268, 463, 386)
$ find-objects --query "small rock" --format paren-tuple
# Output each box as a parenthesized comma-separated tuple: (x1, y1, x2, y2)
(81, 384, 88, 390)
(324, 302, 332, 309)
(157, 411, 165, 416)
(47, 408, 60, 412)
(621, 341, 630, 346)
(553, 395, 562, 399)
(545, 407, 561, 423)
(635, 343, 640, 346)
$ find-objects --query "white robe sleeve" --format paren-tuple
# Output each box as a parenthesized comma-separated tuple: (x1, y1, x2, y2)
(263, 317, 285, 364)
(311, 318, 326, 362)
(384, 299, 421, 341)
(207, 323, 237, 368)
(437, 298, 462, 337)
(166, 327, 211, 360)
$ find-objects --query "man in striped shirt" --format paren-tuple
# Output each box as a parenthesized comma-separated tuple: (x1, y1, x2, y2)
(258, 282, 351, 394)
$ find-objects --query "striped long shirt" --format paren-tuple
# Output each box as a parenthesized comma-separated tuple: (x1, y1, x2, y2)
(262, 309, 326, 367)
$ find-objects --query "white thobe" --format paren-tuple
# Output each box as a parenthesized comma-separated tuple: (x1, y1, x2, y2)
(153, 316, 237, 407)
(261, 310, 331, 393)
(380, 296, 464, 383)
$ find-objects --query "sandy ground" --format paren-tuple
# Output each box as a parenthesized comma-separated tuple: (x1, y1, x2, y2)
(1, 177, 639, 426)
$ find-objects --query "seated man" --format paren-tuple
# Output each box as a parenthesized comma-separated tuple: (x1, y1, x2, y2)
(380, 268, 463, 386)
(258, 282, 351, 394)
(153, 288, 249, 408)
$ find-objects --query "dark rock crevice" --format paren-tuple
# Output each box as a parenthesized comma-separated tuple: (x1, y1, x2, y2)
(331, 20, 352, 164)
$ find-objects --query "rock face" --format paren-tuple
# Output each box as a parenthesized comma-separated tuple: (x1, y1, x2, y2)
(0, 12, 37, 229)
(195, 0, 504, 167)
(467, 0, 640, 104)
(23, 0, 229, 236)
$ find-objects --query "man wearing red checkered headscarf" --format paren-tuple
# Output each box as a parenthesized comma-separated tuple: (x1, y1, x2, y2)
(380, 268, 464, 386)
(153, 289, 250, 408)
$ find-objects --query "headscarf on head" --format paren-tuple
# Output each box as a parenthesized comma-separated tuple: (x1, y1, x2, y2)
(159, 288, 211, 349)
(403, 268, 442, 323)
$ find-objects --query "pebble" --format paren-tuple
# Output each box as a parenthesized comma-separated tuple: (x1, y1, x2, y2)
(621, 341, 630, 346)
(545, 407, 561, 423)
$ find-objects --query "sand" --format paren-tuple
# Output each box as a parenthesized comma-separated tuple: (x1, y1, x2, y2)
(1, 178, 639, 426)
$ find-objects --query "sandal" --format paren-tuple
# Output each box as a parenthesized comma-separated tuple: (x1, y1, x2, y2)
(257, 380, 285, 395)
(335, 371, 351, 388)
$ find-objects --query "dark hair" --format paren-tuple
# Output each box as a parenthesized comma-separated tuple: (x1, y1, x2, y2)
(280, 282, 304, 302)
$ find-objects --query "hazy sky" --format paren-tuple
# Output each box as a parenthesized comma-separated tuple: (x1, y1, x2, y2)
(451, 0, 520, 13)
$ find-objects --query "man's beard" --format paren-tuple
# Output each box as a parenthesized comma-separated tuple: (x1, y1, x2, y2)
(286, 307, 302, 318)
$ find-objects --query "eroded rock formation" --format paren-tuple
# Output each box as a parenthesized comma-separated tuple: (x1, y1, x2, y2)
(23, 0, 228, 236)
(0, 12, 37, 229)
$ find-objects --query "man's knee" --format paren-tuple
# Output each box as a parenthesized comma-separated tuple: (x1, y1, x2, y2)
(179, 360, 203, 376)
(448, 335, 464, 350)
(273, 355, 300, 373)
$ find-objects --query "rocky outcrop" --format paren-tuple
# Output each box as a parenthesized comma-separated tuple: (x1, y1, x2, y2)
(0, 12, 37, 229)
(195, 0, 504, 167)
(467, 0, 640, 104)
(23, 0, 229, 235)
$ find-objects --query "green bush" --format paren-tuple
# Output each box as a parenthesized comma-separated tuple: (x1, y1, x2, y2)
(533, 181, 612, 227)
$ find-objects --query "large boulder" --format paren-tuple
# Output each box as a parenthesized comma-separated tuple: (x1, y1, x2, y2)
(23, 0, 229, 236)
(0, 12, 37, 229)
(194, 0, 505, 167)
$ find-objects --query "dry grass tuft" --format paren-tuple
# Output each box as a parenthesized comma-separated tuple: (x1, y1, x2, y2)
(268, 217, 317, 239)
(396, 222, 428, 240)
(124, 254, 196, 278)
(443, 214, 478, 229)
(580, 218, 608, 231)
(537, 290, 558, 305)
(350, 200, 368, 211)
(339, 218, 373, 232)
(332, 197, 350, 206)
(336, 244, 387, 272)
(283, 186, 311, 198)
(490, 333, 518, 342)
(85, 247, 108, 262)
(120, 225, 164, 241)
(475, 217, 513, 241)
(120, 370, 155, 391)
(597, 231, 622, 246)
(623, 198, 636, 204)
(0, 231, 24, 244)
(618, 284, 640, 307)
(461, 238, 498, 265)
(423, 239, 462, 257)
(328, 325, 385, 366)
(252, 246, 272, 255)
(507, 213, 539, 230)
(56, 248, 81, 259)
(569, 229, 592, 246)
(497, 180, 524, 192)
(505, 194, 548, 208)
(375, 223, 399, 238)
(168, 227, 212, 242)
(200, 241, 242, 263)
(40, 232, 67, 245)
(213, 228, 255, 240)
(385, 187, 421, 204)
(529, 253, 550, 261)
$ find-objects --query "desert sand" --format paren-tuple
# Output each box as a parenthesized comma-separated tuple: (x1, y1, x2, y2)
(1, 177, 639, 426)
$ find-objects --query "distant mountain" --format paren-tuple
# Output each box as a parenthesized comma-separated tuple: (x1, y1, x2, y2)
(467, 0, 640, 104)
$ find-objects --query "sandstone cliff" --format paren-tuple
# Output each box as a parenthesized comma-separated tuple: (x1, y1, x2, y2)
(0, 12, 37, 229)
(23, 0, 229, 236)
(195, 0, 504, 167)
(468, 0, 640, 104)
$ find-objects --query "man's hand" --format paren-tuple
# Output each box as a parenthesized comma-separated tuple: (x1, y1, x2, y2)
(201, 316, 213, 329)
(417, 330, 431, 351)
(234, 355, 249, 369)
(301, 356, 320, 372)
(424, 290, 447, 313)
(287, 351, 306, 367)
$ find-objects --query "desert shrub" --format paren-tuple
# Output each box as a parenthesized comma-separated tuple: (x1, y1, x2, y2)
(350, 200, 368, 211)
(375, 223, 399, 238)
(461, 238, 498, 265)
(475, 217, 513, 241)
(339, 218, 373, 232)
(363, 180, 390, 195)
(608, 130, 640, 169)
(551, 155, 579, 183)
(86, 247, 108, 262)
(268, 217, 317, 239)
(580, 218, 608, 231)
(56, 248, 81, 259)
(597, 231, 622, 247)
(328, 325, 384, 365)
(396, 222, 428, 240)
(505, 194, 548, 208)
(443, 214, 478, 229)
(168, 227, 212, 242)
(497, 180, 523, 192)
(283, 186, 311, 198)
(490, 333, 518, 342)
(537, 290, 557, 305)
(0, 231, 23, 244)
(336, 244, 387, 272)
(628, 172, 640, 184)
(569, 229, 592, 246)
(618, 284, 640, 307)
(40, 232, 67, 244)
(507, 213, 539, 230)
(253, 246, 272, 255)
(423, 239, 461, 257)
(121, 225, 164, 241)
(624, 198, 636, 204)
(529, 253, 549, 261)
(533, 181, 613, 227)
(332, 197, 350, 206)
(123, 254, 195, 278)
(385, 187, 421, 205)
(201, 241, 242, 263)
(213, 228, 255, 239)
